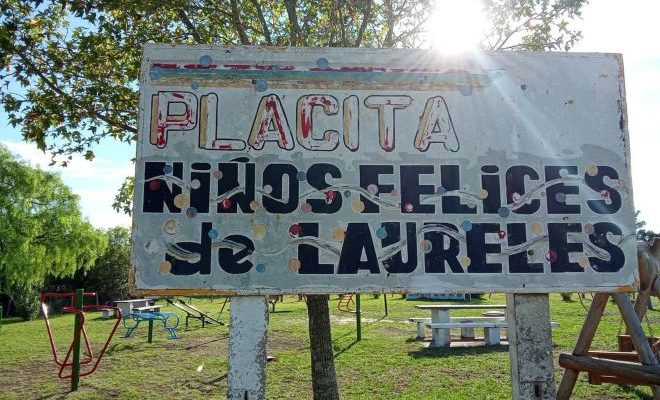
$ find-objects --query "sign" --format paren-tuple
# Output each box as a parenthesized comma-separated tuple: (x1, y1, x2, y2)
(132, 45, 637, 294)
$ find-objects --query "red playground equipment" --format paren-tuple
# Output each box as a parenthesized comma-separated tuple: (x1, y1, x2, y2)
(41, 289, 122, 391)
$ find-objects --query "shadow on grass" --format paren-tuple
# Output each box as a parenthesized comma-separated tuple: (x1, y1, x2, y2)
(270, 310, 293, 314)
(183, 334, 229, 350)
(37, 390, 73, 399)
(408, 344, 509, 359)
(333, 339, 359, 359)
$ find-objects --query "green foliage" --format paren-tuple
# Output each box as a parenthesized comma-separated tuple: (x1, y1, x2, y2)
(81, 226, 131, 302)
(0, 144, 107, 300)
(11, 283, 40, 320)
(0, 0, 586, 162)
(481, 0, 587, 51)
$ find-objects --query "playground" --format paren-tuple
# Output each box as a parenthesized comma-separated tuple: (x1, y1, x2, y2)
(0, 293, 657, 399)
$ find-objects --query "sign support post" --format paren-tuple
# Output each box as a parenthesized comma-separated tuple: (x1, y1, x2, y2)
(227, 296, 268, 400)
(507, 294, 555, 399)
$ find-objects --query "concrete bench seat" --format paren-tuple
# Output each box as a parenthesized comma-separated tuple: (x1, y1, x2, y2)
(133, 305, 161, 312)
(426, 320, 560, 347)
(427, 321, 508, 346)
(409, 318, 431, 339)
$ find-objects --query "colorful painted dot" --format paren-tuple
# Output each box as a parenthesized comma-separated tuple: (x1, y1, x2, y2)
(498, 230, 507, 239)
(263, 184, 273, 194)
(578, 257, 589, 269)
(159, 261, 172, 274)
(586, 163, 599, 177)
(419, 240, 432, 253)
(531, 223, 543, 235)
(460, 256, 471, 268)
(498, 207, 510, 218)
(288, 258, 301, 272)
(331, 227, 345, 241)
(289, 224, 302, 237)
(461, 221, 473, 231)
(174, 193, 190, 209)
(511, 192, 521, 203)
(191, 82, 199, 90)
(208, 228, 219, 240)
(316, 57, 329, 68)
(584, 223, 595, 235)
(255, 79, 268, 92)
(324, 190, 337, 204)
(404, 203, 414, 212)
(163, 165, 173, 174)
(436, 186, 447, 195)
(149, 180, 161, 191)
(390, 188, 399, 197)
(252, 224, 266, 240)
(191, 179, 201, 189)
(367, 184, 379, 194)
(256, 263, 266, 273)
(186, 207, 198, 218)
(250, 200, 261, 211)
(221, 198, 232, 209)
(344, 190, 351, 198)
(555, 192, 566, 202)
(600, 189, 610, 199)
(545, 250, 558, 263)
(199, 55, 212, 67)
(375, 227, 388, 240)
(351, 200, 365, 213)
(212, 170, 223, 179)
(300, 202, 312, 213)
(164, 220, 177, 235)
(478, 189, 489, 200)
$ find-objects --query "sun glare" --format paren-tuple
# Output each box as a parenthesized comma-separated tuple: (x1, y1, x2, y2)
(428, 0, 486, 53)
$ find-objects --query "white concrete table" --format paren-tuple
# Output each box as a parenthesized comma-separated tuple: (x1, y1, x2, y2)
(415, 304, 507, 347)
(115, 299, 152, 317)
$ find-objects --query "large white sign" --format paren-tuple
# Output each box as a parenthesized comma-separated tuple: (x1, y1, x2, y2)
(132, 45, 637, 294)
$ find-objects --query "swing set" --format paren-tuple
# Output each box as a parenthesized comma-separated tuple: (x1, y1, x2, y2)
(41, 290, 122, 391)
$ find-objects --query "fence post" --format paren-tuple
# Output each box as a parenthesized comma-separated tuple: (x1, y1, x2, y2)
(507, 293, 555, 399)
(71, 288, 84, 391)
(227, 296, 268, 400)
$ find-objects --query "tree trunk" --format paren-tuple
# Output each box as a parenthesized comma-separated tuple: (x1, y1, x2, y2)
(306, 294, 339, 400)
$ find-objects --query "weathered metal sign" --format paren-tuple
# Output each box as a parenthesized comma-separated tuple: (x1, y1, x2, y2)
(132, 45, 637, 294)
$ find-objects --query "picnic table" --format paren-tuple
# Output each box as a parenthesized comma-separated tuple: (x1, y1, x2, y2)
(123, 311, 180, 342)
(414, 304, 508, 347)
(106, 299, 154, 319)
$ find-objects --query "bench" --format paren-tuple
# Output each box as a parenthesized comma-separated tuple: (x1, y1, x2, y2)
(123, 312, 180, 342)
(409, 318, 431, 339)
(411, 316, 505, 340)
(133, 305, 161, 313)
(426, 320, 560, 347)
(428, 321, 508, 346)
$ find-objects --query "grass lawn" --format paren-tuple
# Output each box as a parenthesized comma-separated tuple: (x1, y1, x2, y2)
(0, 293, 657, 399)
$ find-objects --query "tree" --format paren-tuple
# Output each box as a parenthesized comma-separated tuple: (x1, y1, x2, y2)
(81, 226, 131, 302)
(0, 0, 587, 395)
(635, 210, 659, 244)
(0, 143, 106, 319)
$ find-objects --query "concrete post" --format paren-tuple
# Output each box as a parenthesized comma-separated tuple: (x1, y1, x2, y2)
(227, 296, 268, 400)
(507, 293, 555, 399)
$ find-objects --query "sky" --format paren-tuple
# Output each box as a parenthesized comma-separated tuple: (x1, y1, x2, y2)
(1, 0, 659, 231)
